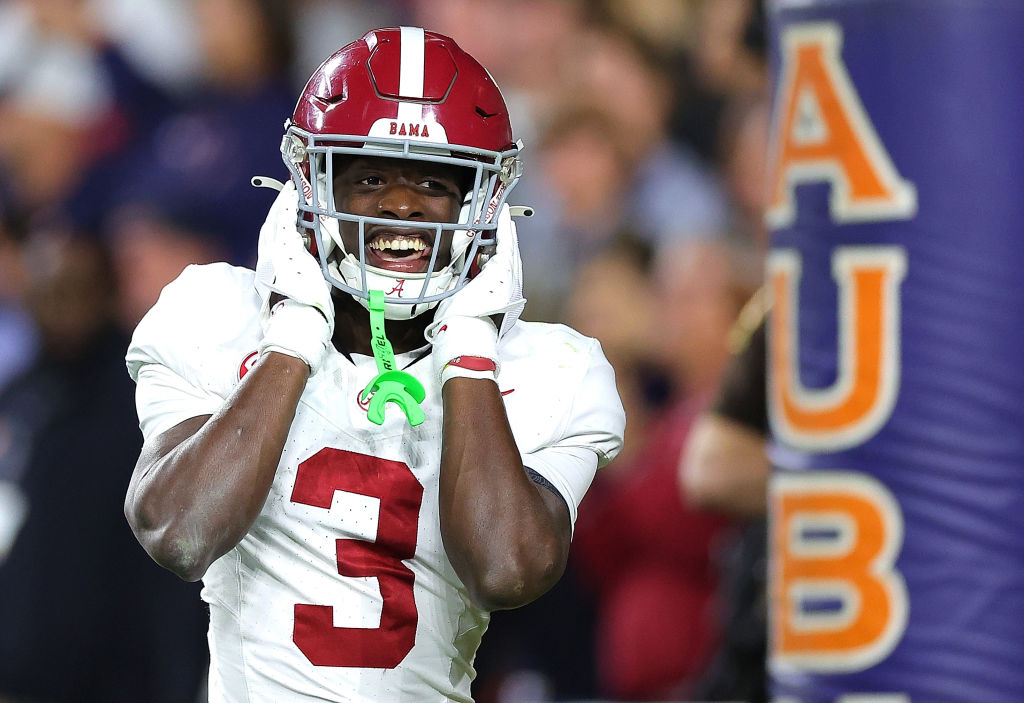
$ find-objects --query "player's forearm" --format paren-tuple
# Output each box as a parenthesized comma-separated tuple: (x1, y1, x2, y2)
(681, 413, 769, 518)
(126, 352, 309, 581)
(438, 378, 570, 611)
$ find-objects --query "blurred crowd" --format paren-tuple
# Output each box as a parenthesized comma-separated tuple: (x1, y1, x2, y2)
(0, 1, 770, 701)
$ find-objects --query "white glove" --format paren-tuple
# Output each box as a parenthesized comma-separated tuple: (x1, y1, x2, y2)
(254, 180, 335, 373)
(425, 204, 526, 385)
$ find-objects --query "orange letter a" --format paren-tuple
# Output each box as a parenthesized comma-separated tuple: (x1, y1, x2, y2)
(766, 23, 916, 228)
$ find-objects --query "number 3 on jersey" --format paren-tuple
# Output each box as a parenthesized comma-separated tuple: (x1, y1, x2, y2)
(290, 448, 423, 668)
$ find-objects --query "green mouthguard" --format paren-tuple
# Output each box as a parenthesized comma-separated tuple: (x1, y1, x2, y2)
(360, 290, 425, 426)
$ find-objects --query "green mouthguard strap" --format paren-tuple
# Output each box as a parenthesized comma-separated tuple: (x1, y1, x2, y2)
(360, 290, 425, 426)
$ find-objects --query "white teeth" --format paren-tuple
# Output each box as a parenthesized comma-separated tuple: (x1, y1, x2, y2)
(369, 237, 426, 252)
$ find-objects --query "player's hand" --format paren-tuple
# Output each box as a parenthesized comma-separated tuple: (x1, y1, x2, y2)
(254, 180, 335, 373)
(425, 204, 526, 385)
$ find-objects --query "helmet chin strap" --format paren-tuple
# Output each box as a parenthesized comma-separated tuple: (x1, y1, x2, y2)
(359, 290, 426, 426)
(276, 157, 520, 321)
(329, 257, 450, 320)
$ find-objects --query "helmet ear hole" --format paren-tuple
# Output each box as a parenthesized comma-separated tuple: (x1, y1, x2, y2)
(455, 167, 477, 203)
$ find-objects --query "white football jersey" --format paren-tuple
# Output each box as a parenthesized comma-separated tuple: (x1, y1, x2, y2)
(126, 263, 624, 703)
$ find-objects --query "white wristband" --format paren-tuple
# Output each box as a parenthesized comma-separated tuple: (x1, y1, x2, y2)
(259, 300, 331, 372)
(429, 315, 499, 383)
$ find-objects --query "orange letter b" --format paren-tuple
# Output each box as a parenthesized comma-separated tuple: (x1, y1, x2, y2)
(770, 471, 908, 672)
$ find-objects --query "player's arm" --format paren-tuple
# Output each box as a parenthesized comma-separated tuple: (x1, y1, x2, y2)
(682, 412, 768, 517)
(126, 182, 334, 581)
(125, 353, 309, 581)
(681, 306, 769, 518)
(438, 377, 571, 611)
(426, 205, 611, 610)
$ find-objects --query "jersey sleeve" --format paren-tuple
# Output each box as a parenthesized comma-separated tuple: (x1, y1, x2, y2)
(519, 335, 625, 529)
(126, 263, 261, 442)
(132, 363, 223, 441)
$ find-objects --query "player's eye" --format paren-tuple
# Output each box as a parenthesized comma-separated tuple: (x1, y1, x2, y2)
(421, 178, 458, 194)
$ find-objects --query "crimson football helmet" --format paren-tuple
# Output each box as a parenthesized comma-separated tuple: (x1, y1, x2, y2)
(281, 26, 522, 319)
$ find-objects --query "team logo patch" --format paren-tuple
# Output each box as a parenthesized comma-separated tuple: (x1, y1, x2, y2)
(239, 351, 258, 379)
(356, 388, 372, 412)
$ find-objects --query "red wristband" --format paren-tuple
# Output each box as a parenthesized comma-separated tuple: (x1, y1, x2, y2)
(445, 356, 498, 372)
(440, 355, 498, 386)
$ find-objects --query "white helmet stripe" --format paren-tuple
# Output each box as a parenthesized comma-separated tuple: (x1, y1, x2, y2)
(397, 26, 425, 124)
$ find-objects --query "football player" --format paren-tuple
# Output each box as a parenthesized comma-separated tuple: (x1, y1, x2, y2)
(123, 27, 624, 702)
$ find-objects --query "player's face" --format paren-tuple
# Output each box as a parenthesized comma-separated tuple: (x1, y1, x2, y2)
(332, 157, 467, 275)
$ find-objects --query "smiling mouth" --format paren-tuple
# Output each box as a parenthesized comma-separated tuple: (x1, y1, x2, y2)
(365, 231, 434, 273)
